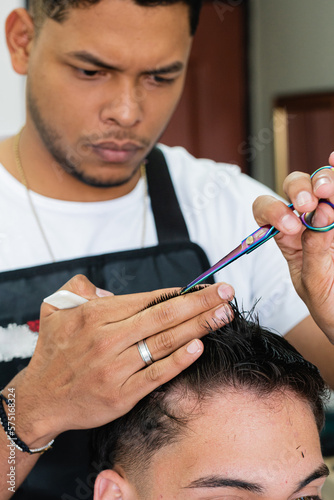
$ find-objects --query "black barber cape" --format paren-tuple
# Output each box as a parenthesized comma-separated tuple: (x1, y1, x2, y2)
(0, 147, 213, 500)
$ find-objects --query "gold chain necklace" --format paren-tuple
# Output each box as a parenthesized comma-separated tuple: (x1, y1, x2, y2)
(140, 162, 148, 248)
(14, 130, 56, 262)
(13, 130, 148, 263)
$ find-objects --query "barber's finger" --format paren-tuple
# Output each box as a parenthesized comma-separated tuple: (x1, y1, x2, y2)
(41, 282, 234, 355)
(122, 301, 233, 371)
(42, 279, 182, 320)
(252, 195, 302, 235)
(329, 152, 334, 168)
(114, 282, 234, 349)
(311, 165, 334, 201)
(52, 281, 233, 328)
(282, 168, 334, 209)
(58, 274, 113, 299)
(282, 171, 318, 213)
(122, 339, 204, 403)
(41, 274, 113, 316)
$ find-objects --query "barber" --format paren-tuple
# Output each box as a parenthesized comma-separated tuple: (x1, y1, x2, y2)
(253, 161, 334, 342)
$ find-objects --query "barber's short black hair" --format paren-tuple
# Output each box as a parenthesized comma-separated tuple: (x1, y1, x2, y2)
(27, 0, 203, 36)
(91, 301, 328, 485)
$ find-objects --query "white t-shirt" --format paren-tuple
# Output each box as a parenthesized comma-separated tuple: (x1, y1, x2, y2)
(0, 144, 309, 336)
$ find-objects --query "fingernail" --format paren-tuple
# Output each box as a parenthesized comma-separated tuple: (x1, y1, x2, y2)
(186, 339, 202, 354)
(215, 304, 230, 322)
(314, 176, 331, 192)
(218, 284, 234, 301)
(281, 214, 300, 232)
(96, 287, 114, 297)
(296, 191, 312, 207)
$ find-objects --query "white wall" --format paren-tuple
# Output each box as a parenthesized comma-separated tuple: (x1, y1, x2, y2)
(249, 0, 334, 188)
(0, 0, 25, 138)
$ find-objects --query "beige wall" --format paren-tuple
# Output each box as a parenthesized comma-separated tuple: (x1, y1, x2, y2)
(249, 0, 334, 189)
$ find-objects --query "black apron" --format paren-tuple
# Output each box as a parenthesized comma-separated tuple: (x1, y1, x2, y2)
(0, 148, 213, 500)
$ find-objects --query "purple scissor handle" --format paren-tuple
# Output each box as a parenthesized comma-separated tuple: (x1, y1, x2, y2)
(181, 165, 334, 295)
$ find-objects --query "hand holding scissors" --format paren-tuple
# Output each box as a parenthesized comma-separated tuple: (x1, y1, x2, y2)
(182, 166, 334, 295)
(253, 164, 334, 344)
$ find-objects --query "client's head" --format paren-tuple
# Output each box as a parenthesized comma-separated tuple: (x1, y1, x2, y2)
(92, 303, 329, 500)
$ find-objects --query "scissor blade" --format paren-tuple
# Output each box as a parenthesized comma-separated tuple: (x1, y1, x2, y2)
(180, 244, 244, 294)
(180, 224, 278, 295)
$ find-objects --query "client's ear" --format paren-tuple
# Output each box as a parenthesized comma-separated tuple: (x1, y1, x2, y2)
(94, 470, 135, 500)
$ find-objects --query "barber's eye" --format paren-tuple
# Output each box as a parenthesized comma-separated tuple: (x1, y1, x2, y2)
(80, 69, 99, 77)
(76, 68, 108, 78)
(153, 76, 174, 84)
(145, 74, 176, 86)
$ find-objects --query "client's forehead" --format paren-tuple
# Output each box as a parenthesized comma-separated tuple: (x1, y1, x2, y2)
(146, 389, 325, 499)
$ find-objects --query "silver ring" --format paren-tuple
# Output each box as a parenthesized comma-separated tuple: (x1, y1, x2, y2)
(137, 339, 154, 366)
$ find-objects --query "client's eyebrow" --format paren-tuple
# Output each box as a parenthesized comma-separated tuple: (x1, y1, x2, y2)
(293, 463, 329, 493)
(184, 476, 263, 493)
(184, 463, 329, 494)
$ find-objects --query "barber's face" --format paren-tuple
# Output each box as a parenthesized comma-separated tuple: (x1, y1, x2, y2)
(95, 390, 327, 499)
(26, 0, 192, 189)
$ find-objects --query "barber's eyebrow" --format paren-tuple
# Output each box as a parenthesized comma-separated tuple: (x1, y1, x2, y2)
(293, 463, 329, 494)
(66, 51, 117, 71)
(66, 50, 184, 75)
(184, 476, 264, 493)
(144, 61, 184, 75)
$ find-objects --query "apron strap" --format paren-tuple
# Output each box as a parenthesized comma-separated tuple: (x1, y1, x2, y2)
(146, 147, 190, 244)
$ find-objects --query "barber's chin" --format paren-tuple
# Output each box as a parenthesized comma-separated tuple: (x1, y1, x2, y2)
(73, 166, 138, 189)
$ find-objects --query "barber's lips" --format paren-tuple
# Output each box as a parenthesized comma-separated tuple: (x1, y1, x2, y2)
(91, 142, 141, 163)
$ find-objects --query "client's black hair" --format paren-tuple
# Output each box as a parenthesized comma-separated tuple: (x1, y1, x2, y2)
(91, 301, 328, 482)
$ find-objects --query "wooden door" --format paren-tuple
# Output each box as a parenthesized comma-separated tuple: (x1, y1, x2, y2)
(160, 0, 249, 172)
(273, 93, 334, 197)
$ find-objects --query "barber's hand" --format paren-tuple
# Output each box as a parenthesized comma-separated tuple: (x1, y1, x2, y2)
(6, 274, 234, 448)
(253, 164, 334, 340)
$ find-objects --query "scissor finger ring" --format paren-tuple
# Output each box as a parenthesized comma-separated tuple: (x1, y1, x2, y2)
(300, 200, 334, 232)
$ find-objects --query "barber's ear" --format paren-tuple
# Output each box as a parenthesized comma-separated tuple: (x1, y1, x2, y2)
(94, 470, 135, 500)
(5, 8, 35, 75)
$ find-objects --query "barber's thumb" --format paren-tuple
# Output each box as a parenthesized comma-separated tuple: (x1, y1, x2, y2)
(302, 226, 334, 262)
(59, 274, 113, 300)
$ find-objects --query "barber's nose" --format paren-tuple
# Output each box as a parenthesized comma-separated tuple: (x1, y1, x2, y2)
(100, 80, 144, 128)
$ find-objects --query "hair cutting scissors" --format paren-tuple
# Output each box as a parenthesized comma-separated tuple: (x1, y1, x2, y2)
(181, 166, 334, 295)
